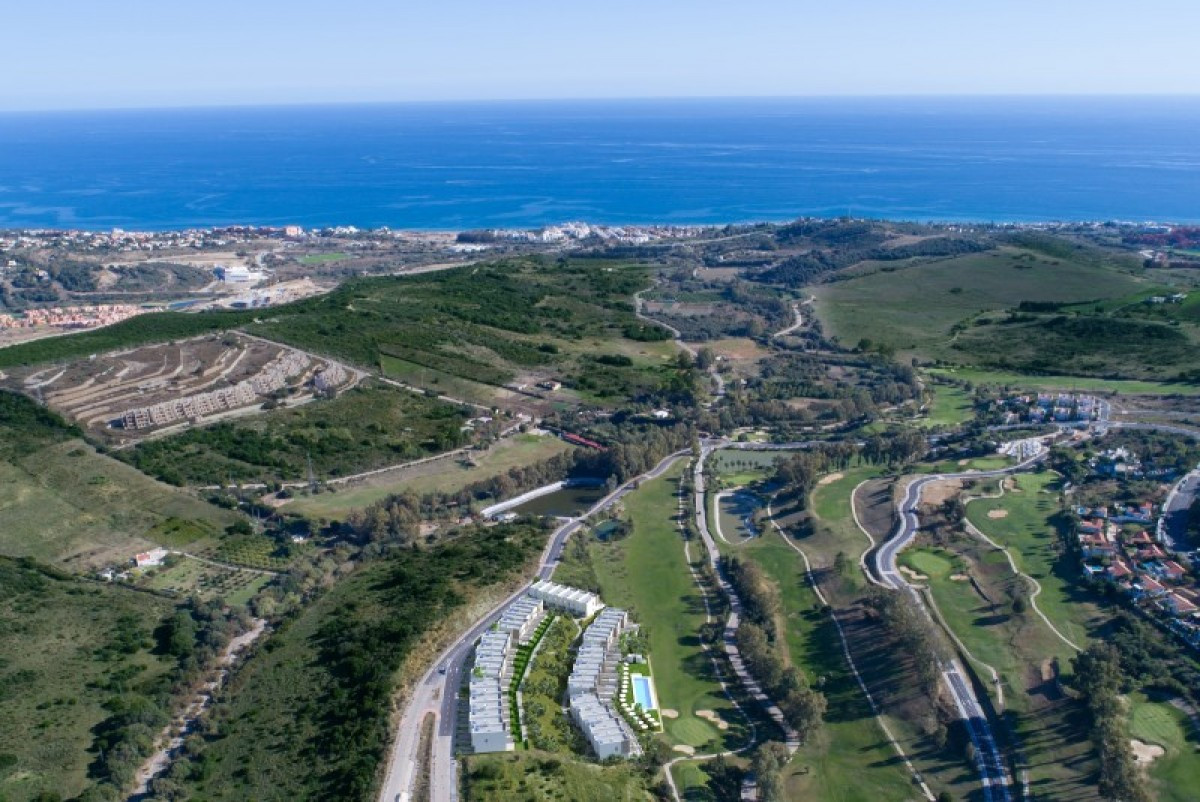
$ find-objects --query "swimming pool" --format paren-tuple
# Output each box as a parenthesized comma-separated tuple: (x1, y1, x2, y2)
(631, 674, 657, 710)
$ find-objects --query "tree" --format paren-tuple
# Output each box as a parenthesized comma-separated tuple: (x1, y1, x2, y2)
(751, 741, 790, 802)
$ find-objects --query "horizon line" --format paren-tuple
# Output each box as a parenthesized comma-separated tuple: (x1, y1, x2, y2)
(3, 91, 1200, 115)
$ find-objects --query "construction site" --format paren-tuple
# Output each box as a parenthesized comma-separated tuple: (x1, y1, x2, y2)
(5, 333, 357, 444)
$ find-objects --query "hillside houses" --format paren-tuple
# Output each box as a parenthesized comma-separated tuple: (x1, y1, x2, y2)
(1077, 499, 1200, 648)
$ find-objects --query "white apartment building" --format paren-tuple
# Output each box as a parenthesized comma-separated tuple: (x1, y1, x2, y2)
(529, 579, 604, 618)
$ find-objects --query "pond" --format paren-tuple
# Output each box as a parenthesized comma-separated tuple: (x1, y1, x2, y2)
(510, 483, 607, 517)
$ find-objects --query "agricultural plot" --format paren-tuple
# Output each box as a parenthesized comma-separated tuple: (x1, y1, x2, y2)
(141, 555, 271, 604)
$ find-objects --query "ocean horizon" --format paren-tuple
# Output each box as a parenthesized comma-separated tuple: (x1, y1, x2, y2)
(1, 96, 1198, 231)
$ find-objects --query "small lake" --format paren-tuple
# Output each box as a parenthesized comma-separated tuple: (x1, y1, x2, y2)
(511, 483, 607, 517)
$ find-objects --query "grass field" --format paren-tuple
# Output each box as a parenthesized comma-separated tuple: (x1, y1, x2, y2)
(298, 252, 349, 264)
(1128, 693, 1200, 802)
(965, 472, 1106, 647)
(463, 750, 653, 801)
(735, 534, 918, 800)
(921, 382, 975, 428)
(585, 464, 747, 754)
(905, 543, 1101, 797)
(0, 558, 176, 801)
(813, 247, 1146, 360)
(928, 367, 1200, 396)
(0, 438, 236, 570)
(285, 433, 572, 519)
(711, 449, 783, 487)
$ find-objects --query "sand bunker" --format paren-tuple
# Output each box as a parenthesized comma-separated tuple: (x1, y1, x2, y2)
(659, 708, 679, 719)
(672, 744, 696, 756)
(987, 509, 1010, 519)
(696, 710, 730, 730)
(900, 565, 929, 582)
(1131, 739, 1165, 765)
(950, 574, 970, 582)
(817, 472, 845, 487)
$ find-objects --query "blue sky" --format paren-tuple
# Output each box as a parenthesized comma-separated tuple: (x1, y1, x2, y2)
(5, 0, 1199, 110)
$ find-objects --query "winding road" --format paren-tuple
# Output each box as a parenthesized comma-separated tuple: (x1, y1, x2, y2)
(377, 449, 688, 802)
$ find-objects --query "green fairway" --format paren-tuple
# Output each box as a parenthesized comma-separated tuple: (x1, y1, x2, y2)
(1128, 694, 1200, 802)
(911, 544, 1101, 796)
(586, 463, 746, 752)
(928, 367, 1200, 396)
(921, 382, 975, 427)
(965, 472, 1105, 647)
(285, 433, 572, 519)
(736, 534, 917, 800)
(812, 247, 1145, 361)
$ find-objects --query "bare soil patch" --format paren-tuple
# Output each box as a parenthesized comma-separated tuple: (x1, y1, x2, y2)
(921, 478, 963, 507)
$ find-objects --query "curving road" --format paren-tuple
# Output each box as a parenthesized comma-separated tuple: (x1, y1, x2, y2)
(377, 450, 688, 802)
(871, 454, 1049, 802)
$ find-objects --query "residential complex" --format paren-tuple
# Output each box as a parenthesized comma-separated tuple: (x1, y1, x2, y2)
(468, 629, 514, 754)
(529, 579, 604, 618)
(466, 583, 645, 760)
(568, 607, 640, 760)
(120, 348, 310, 430)
(467, 595, 547, 753)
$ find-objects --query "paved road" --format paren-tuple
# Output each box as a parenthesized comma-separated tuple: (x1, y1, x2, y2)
(377, 450, 688, 802)
(693, 444, 801, 750)
(872, 455, 1047, 802)
(1160, 469, 1200, 550)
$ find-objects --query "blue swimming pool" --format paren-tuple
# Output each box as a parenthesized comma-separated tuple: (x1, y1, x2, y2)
(631, 674, 657, 710)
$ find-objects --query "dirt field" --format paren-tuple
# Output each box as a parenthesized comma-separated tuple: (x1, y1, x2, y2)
(920, 478, 964, 507)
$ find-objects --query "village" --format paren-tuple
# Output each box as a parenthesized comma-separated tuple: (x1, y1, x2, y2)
(1075, 443, 1200, 649)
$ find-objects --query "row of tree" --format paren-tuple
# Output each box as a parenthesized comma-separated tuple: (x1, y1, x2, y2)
(1073, 644, 1151, 802)
(726, 557, 827, 741)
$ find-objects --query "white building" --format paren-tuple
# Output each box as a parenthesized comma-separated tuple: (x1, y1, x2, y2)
(468, 629, 515, 753)
(567, 607, 638, 759)
(133, 547, 169, 568)
(529, 580, 604, 618)
(497, 596, 544, 643)
(570, 691, 633, 759)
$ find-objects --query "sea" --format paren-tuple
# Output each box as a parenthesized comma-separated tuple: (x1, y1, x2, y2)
(0, 96, 1198, 230)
